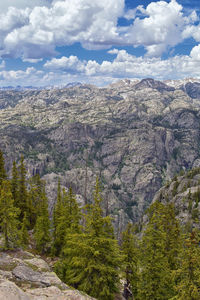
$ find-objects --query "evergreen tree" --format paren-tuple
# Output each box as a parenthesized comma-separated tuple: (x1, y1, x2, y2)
(138, 201, 177, 300)
(20, 212, 29, 248)
(52, 185, 81, 256)
(34, 186, 51, 254)
(18, 155, 28, 220)
(53, 178, 62, 224)
(11, 160, 19, 207)
(27, 174, 44, 228)
(52, 178, 64, 255)
(121, 223, 139, 299)
(173, 230, 200, 300)
(0, 149, 6, 186)
(65, 187, 81, 232)
(0, 180, 20, 249)
(56, 177, 122, 300)
(162, 203, 182, 271)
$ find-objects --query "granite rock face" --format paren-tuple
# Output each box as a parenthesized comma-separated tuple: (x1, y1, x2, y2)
(150, 168, 200, 229)
(0, 78, 200, 231)
(0, 280, 30, 300)
(0, 250, 95, 300)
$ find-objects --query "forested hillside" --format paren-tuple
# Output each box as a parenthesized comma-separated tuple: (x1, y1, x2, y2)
(1, 149, 200, 300)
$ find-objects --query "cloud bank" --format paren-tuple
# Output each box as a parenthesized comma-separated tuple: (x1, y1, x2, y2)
(1, 45, 200, 87)
(44, 47, 200, 79)
(0, 0, 199, 60)
(0, 0, 200, 86)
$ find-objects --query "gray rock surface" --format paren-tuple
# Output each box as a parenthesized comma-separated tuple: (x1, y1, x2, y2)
(150, 168, 200, 229)
(0, 279, 30, 300)
(26, 286, 95, 300)
(0, 250, 95, 300)
(24, 258, 50, 272)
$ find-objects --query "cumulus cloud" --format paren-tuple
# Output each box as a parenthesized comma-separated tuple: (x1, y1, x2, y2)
(0, 0, 199, 60)
(182, 24, 200, 42)
(0, 67, 41, 81)
(3, 46, 200, 87)
(44, 56, 86, 72)
(44, 47, 200, 81)
(190, 44, 200, 60)
(0, 0, 52, 12)
(124, 0, 195, 56)
(0, 0, 124, 59)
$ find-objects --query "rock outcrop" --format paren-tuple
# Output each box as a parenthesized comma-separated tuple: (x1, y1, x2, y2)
(0, 250, 95, 300)
(150, 167, 200, 230)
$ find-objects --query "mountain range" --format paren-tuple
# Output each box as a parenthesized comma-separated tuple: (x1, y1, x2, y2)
(1, 77, 200, 232)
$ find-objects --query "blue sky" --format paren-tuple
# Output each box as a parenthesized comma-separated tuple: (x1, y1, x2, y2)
(0, 0, 200, 86)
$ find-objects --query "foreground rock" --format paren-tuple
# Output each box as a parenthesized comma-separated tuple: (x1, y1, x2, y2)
(0, 250, 95, 300)
(0, 280, 29, 300)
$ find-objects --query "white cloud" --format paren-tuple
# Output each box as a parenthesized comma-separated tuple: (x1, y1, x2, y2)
(124, 8, 137, 20)
(0, 67, 41, 80)
(0, 0, 124, 59)
(22, 58, 43, 63)
(0, 0, 198, 60)
(0, 0, 52, 12)
(107, 49, 120, 55)
(182, 24, 200, 42)
(124, 0, 194, 56)
(0, 61, 5, 69)
(44, 56, 85, 72)
(3, 46, 200, 87)
(190, 44, 200, 60)
(44, 47, 200, 81)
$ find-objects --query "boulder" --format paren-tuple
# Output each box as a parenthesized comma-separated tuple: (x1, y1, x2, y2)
(26, 286, 95, 300)
(0, 279, 30, 300)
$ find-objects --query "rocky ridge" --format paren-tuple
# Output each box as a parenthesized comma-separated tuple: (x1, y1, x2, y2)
(0, 249, 95, 300)
(0, 78, 200, 231)
(149, 167, 200, 230)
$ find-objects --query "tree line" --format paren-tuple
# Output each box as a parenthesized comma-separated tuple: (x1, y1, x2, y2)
(0, 149, 200, 299)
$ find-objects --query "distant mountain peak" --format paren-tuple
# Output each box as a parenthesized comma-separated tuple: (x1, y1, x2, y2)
(180, 81, 200, 99)
(0, 82, 83, 91)
(134, 78, 175, 92)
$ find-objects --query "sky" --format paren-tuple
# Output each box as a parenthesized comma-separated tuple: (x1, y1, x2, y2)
(0, 0, 200, 87)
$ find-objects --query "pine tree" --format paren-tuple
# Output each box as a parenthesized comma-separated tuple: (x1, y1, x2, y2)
(162, 203, 182, 271)
(18, 155, 28, 220)
(121, 223, 139, 299)
(65, 187, 81, 232)
(52, 179, 62, 235)
(56, 177, 122, 300)
(52, 179, 64, 255)
(34, 186, 51, 254)
(138, 201, 177, 300)
(0, 180, 20, 249)
(0, 149, 6, 186)
(11, 160, 19, 207)
(20, 212, 29, 248)
(27, 174, 44, 228)
(52, 185, 81, 256)
(173, 229, 200, 300)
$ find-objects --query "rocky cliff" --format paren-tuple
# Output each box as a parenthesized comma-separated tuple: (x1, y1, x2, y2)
(0, 78, 200, 231)
(149, 167, 200, 230)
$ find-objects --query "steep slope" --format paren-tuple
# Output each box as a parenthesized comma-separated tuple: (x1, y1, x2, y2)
(151, 167, 200, 230)
(0, 78, 200, 231)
